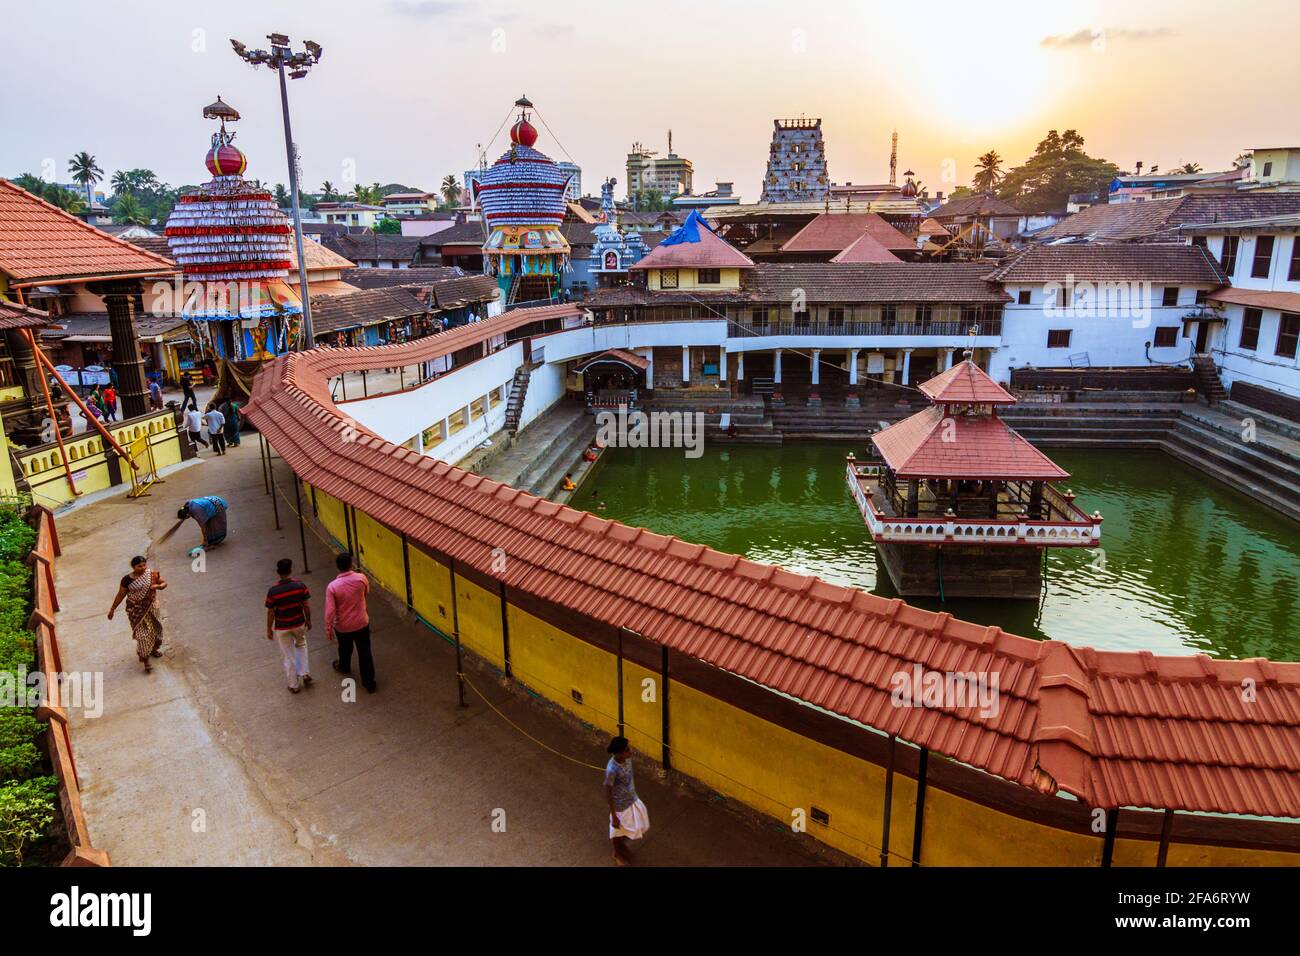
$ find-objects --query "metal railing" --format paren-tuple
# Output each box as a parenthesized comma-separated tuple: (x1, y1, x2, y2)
(730, 319, 1002, 338)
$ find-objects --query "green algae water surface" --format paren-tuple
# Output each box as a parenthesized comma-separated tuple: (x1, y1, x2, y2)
(577, 444, 1300, 659)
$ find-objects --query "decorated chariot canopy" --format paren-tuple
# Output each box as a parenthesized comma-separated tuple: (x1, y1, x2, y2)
(475, 96, 572, 286)
(165, 96, 302, 319)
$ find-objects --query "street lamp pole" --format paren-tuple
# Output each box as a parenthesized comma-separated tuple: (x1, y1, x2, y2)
(231, 33, 322, 350)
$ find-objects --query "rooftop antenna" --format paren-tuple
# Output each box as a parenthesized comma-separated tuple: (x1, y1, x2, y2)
(668, 130, 673, 155)
(889, 130, 898, 185)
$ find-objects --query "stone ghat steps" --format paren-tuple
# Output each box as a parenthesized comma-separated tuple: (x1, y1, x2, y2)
(1001, 402, 1186, 419)
(1216, 400, 1300, 442)
(1162, 431, 1300, 524)
(1166, 419, 1300, 501)
(518, 412, 594, 497)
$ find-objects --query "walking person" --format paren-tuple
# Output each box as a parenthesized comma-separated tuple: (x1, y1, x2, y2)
(265, 558, 313, 693)
(177, 495, 229, 548)
(220, 398, 242, 447)
(148, 378, 163, 410)
(183, 405, 208, 451)
(107, 556, 168, 673)
(88, 385, 106, 420)
(605, 736, 650, 865)
(102, 383, 118, 421)
(204, 403, 226, 455)
(326, 552, 375, 693)
(181, 376, 198, 412)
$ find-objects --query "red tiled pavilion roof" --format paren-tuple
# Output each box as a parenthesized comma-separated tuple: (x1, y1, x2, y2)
(781, 212, 914, 254)
(0, 299, 51, 329)
(0, 179, 177, 286)
(919, 359, 1016, 405)
(242, 309, 1300, 819)
(872, 405, 1069, 480)
(573, 348, 648, 373)
(829, 231, 900, 263)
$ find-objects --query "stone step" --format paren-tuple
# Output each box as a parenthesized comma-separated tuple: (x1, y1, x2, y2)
(1174, 416, 1300, 472)
(1161, 437, 1300, 524)
(517, 413, 593, 495)
(1166, 424, 1300, 496)
(1218, 400, 1300, 441)
(1179, 410, 1300, 462)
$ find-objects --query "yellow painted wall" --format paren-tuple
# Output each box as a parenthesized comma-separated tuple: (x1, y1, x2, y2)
(352, 510, 405, 598)
(648, 267, 743, 291)
(298, 494, 1300, 867)
(312, 488, 348, 548)
(0, 417, 15, 497)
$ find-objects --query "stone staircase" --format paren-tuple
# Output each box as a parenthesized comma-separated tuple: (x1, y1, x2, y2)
(516, 411, 594, 497)
(998, 401, 1186, 450)
(1191, 355, 1229, 405)
(505, 365, 531, 435)
(644, 391, 780, 444)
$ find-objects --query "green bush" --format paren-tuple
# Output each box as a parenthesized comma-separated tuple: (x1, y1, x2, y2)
(0, 508, 57, 866)
(0, 776, 57, 866)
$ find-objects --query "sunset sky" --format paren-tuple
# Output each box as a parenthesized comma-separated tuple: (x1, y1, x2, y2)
(4, 0, 1298, 200)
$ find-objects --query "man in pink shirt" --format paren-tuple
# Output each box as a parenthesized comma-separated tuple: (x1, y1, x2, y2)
(326, 552, 376, 692)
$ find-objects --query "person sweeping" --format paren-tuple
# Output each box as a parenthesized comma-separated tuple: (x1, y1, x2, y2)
(176, 496, 230, 549)
(107, 555, 168, 673)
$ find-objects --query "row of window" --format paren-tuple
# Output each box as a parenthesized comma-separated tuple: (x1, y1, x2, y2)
(746, 304, 1002, 326)
(1046, 327, 1182, 349)
(659, 268, 720, 288)
(1014, 287, 1209, 306)
(1238, 308, 1300, 358)
(1192, 234, 1300, 282)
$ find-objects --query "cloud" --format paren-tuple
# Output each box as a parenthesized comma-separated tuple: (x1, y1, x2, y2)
(1041, 27, 1175, 47)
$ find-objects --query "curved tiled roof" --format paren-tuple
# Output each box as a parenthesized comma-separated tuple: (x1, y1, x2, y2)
(243, 310, 1300, 818)
(919, 360, 1016, 405)
(872, 405, 1070, 480)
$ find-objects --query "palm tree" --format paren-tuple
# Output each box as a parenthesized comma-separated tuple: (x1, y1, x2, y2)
(320, 180, 336, 201)
(972, 150, 1004, 193)
(440, 174, 462, 208)
(48, 187, 86, 214)
(1176, 162, 1203, 174)
(111, 170, 133, 196)
(113, 193, 147, 226)
(68, 151, 103, 206)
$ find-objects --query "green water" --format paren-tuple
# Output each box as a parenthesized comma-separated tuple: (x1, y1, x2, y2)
(576, 444, 1300, 660)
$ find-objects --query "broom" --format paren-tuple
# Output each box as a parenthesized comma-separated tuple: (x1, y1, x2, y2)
(157, 517, 187, 545)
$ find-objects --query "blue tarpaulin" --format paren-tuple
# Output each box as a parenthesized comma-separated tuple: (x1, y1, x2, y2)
(660, 209, 715, 247)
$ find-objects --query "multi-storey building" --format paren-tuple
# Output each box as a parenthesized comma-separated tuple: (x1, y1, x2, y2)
(626, 140, 693, 201)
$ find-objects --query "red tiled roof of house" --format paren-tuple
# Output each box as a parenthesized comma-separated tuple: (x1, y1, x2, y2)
(629, 221, 755, 271)
(984, 243, 1227, 283)
(872, 405, 1069, 480)
(781, 212, 914, 254)
(243, 311, 1300, 818)
(573, 348, 648, 373)
(919, 217, 951, 237)
(0, 299, 51, 329)
(919, 359, 1016, 404)
(829, 231, 900, 263)
(0, 179, 178, 285)
(931, 193, 1024, 220)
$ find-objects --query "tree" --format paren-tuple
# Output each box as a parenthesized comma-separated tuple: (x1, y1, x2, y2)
(320, 180, 337, 201)
(68, 151, 103, 206)
(352, 183, 383, 205)
(12, 174, 86, 213)
(1175, 162, 1203, 174)
(113, 194, 148, 225)
(632, 189, 669, 212)
(972, 150, 1004, 193)
(996, 129, 1121, 214)
(948, 185, 974, 200)
(440, 174, 462, 208)
(274, 184, 291, 208)
(374, 217, 402, 234)
(1233, 153, 1251, 170)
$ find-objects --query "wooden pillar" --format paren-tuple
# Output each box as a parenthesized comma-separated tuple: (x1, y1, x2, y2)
(906, 479, 919, 518)
(1156, 809, 1174, 867)
(101, 285, 150, 419)
(880, 735, 896, 867)
(499, 580, 512, 677)
(449, 557, 466, 708)
(294, 476, 309, 573)
(1101, 808, 1119, 867)
(660, 646, 671, 770)
(401, 533, 412, 608)
(911, 746, 928, 867)
(1029, 480, 1044, 520)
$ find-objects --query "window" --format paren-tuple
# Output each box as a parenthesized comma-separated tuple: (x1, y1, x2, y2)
(1220, 235, 1240, 276)
(1047, 329, 1072, 348)
(828, 308, 844, 327)
(1162, 287, 1180, 307)
(659, 268, 679, 289)
(1251, 235, 1275, 279)
(794, 306, 810, 328)
(1191, 235, 1208, 248)
(881, 304, 897, 329)
(696, 268, 720, 285)
(1277, 313, 1300, 359)
(916, 304, 933, 329)
(1263, 161, 1273, 177)
(1239, 308, 1262, 350)
(1153, 326, 1179, 348)
(1195, 289, 1208, 305)
(751, 307, 768, 328)
(1016, 289, 1031, 305)
(1289, 238, 1300, 282)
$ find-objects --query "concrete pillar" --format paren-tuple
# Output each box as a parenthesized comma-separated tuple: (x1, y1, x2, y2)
(774, 349, 783, 383)
(736, 351, 745, 380)
(848, 349, 860, 385)
(772, 349, 784, 406)
(103, 287, 149, 419)
(902, 349, 913, 387)
(809, 348, 822, 406)
(644, 350, 654, 389)
(719, 348, 728, 382)
(943, 349, 955, 371)
(415, 428, 425, 455)
(2, 329, 44, 429)
(682, 345, 690, 384)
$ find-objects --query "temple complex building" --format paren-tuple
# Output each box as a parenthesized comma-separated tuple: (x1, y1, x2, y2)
(761, 118, 829, 203)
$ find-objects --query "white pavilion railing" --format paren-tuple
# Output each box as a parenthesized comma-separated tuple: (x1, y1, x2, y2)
(845, 460, 1102, 548)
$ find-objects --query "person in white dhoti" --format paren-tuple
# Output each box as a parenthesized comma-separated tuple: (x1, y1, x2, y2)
(605, 736, 649, 865)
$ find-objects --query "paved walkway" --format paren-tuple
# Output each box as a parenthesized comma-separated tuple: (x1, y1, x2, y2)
(54, 437, 831, 866)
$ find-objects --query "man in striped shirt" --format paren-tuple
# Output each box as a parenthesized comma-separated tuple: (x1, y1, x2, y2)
(266, 558, 313, 693)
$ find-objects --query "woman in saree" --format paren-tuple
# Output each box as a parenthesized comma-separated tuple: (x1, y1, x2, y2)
(178, 496, 229, 548)
(107, 555, 168, 673)
(220, 398, 242, 447)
